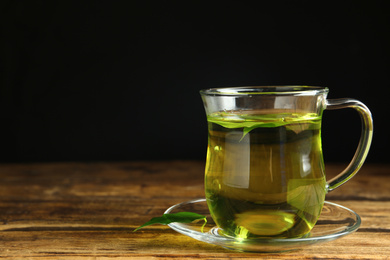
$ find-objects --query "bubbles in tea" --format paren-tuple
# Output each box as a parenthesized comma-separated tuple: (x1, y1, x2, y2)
(205, 111, 327, 239)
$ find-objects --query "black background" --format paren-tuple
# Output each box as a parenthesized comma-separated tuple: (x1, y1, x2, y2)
(1, 1, 389, 163)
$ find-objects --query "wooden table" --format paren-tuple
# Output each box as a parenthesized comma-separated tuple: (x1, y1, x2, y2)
(0, 161, 389, 259)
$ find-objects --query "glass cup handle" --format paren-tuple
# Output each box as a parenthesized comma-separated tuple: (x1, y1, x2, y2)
(325, 98, 373, 192)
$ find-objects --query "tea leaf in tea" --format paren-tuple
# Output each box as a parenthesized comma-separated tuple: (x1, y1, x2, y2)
(207, 112, 321, 140)
(133, 212, 206, 232)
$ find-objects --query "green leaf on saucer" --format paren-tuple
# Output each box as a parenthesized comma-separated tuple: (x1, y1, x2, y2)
(133, 212, 207, 232)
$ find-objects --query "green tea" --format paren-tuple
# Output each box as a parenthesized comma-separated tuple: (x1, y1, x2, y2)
(205, 110, 327, 239)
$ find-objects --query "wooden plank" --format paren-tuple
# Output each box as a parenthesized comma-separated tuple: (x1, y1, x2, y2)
(0, 162, 389, 258)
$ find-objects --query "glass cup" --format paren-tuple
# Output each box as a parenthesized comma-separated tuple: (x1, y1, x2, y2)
(200, 86, 373, 239)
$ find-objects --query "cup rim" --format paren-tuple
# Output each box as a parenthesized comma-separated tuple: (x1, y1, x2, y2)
(200, 86, 329, 96)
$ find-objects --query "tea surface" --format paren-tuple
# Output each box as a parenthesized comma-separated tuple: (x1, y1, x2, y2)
(205, 111, 327, 239)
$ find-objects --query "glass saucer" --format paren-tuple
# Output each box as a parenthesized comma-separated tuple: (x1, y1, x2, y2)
(164, 198, 361, 253)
